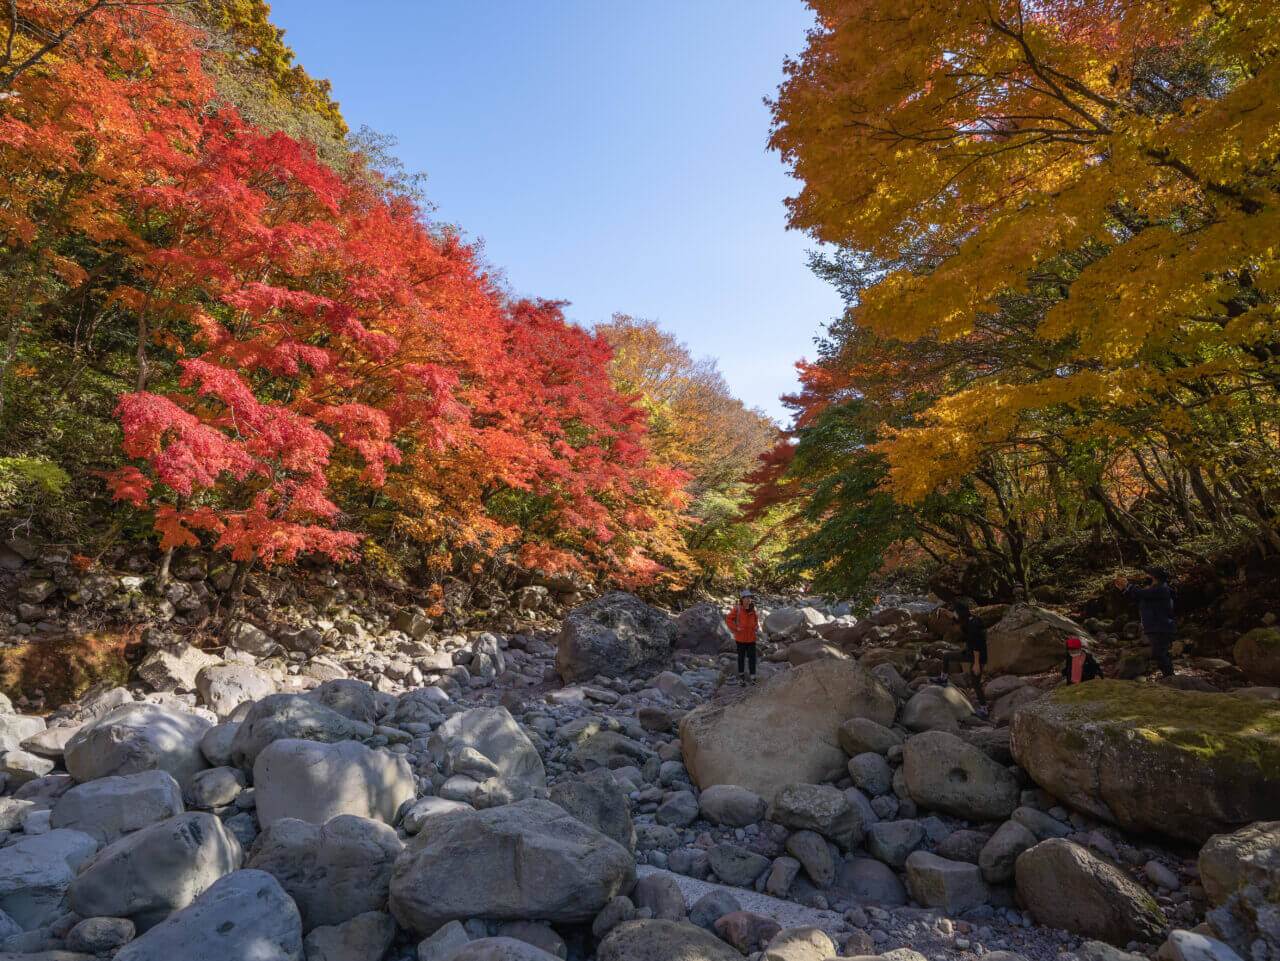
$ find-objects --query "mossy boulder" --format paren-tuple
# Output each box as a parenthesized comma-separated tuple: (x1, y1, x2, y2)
(1234, 628, 1280, 683)
(1010, 680, 1280, 843)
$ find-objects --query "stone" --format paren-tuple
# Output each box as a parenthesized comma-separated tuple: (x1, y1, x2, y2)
(195, 664, 275, 718)
(0, 715, 45, 755)
(188, 765, 245, 808)
(599, 919, 742, 961)
(902, 730, 1019, 820)
(228, 621, 276, 656)
(688, 889, 740, 931)
(388, 690, 445, 727)
(548, 768, 636, 852)
(136, 644, 219, 692)
(905, 851, 988, 912)
(66, 812, 242, 931)
(112, 869, 302, 961)
(0, 749, 52, 785)
(388, 799, 635, 935)
(1012, 805, 1072, 840)
(838, 718, 903, 756)
(769, 782, 864, 848)
(849, 752, 893, 796)
(64, 703, 210, 790)
(1197, 820, 1280, 955)
(555, 592, 675, 683)
(835, 857, 908, 906)
(632, 873, 686, 921)
(1234, 629, 1280, 683)
(50, 770, 184, 843)
(419, 920, 471, 961)
(674, 603, 733, 654)
(787, 637, 849, 666)
(766, 856, 801, 897)
(715, 912, 783, 953)
(980, 820, 1038, 883)
(20, 724, 78, 761)
(764, 606, 827, 639)
(253, 738, 414, 827)
(901, 685, 973, 732)
(698, 784, 766, 827)
(786, 830, 835, 886)
(246, 814, 402, 932)
(228, 694, 370, 772)
(0, 829, 99, 929)
(308, 679, 380, 725)
(1015, 839, 1165, 945)
(429, 707, 545, 789)
(1010, 681, 1280, 843)
(492, 922, 565, 959)
(303, 911, 396, 961)
(656, 790, 699, 828)
(868, 819, 925, 869)
(935, 829, 989, 864)
(437, 938, 560, 961)
(763, 927, 837, 961)
(1158, 930, 1245, 961)
(199, 722, 239, 767)
(708, 843, 770, 886)
(593, 896, 637, 940)
(988, 604, 1094, 674)
(402, 796, 472, 834)
(65, 916, 135, 954)
(680, 659, 895, 800)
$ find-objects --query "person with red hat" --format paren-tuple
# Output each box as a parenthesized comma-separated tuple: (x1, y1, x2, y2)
(726, 590, 760, 685)
(1062, 636, 1103, 685)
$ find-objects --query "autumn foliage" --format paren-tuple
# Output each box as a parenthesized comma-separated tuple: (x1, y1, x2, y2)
(0, 1, 689, 588)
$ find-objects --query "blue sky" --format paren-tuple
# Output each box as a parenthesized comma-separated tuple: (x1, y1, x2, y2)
(266, 0, 841, 420)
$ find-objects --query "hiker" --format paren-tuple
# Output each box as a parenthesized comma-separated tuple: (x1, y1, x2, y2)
(725, 589, 759, 685)
(934, 600, 989, 718)
(1116, 566, 1176, 678)
(1061, 636, 1103, 684)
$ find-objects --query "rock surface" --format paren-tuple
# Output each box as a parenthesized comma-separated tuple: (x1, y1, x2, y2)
(555, 592, 676, 683)
(253, 738, 415, 827)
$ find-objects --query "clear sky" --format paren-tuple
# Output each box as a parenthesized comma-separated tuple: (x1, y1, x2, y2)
(265, 0, 841, 421)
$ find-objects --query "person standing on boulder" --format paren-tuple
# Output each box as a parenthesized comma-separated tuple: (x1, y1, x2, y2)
(726, 590, 760, 685)
(1062, 636, 1103, 684)
(934, 600, 989, 718)
(1116, 566, 1176, 678)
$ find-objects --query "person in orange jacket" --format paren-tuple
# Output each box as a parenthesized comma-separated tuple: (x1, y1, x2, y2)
(726, 589, 760, 685)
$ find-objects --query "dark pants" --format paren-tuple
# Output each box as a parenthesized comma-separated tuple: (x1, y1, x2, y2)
(941, 650, 987, 707)
(736, 643, 757, 676)
(1147, 631, 1175, 677)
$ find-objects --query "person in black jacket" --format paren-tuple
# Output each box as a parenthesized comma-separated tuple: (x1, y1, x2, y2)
(934, 600, 989, 718)
(1062, 636, 1103, 684)
(1116, 566, 1176, 678)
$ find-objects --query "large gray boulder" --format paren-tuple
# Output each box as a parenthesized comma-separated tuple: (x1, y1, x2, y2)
(1010, 682, 1280, 843)
(902, 731, 1019, 821)
(0, 829, 99, 929)
(113, 869, 302, 961)
(1198, 820, 1280, 955)
(699, 785, 767, 827)
(555, 592, 675, 683)
(763, 606, 827, 640)
(50, 770, 184, 843)
(1015, 839, 1165, 945)
(66, 812, 242, 931)
(389, 799, 635, 935)
(598, 919, 742, 961)
(680, 659, 895, 800)
(674, 603, 732, 655)
(229, 694, 372, 772)
(307, 679, 380, 725)
(246, 815, 403, 932)
(253, 738, 414, 827)
(905, 851, 988, 912)
(136, 644, 219, 693)
(429, 707, 545, 789)
(440, 939, 562, 961)
(64, 703, 210, 790)
(195, 663, 276, 718)
(303, 911, 396, 961)
(548, 769, 636, 852)
(988, 604, 1092, 674)
(768, 783, 865, 849)
(0, 715, 45, 755)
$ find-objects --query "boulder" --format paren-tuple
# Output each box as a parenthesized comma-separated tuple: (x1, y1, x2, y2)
(307, 679, 380, 725)
(50, 770, 184, 843)
(980, 820, 1038, 884)
(838, 718, 903, 756)
(716, 912, 783, 953)
(112, 869, 302, 961)
(867, 819, 925, 869)
(229, 694, 371, 772)
(1010, 681, 1280, 843)
(429, 707, 545, 789)
(0, 829, 99, 929)
(548, 769, 635, 851)
(388, 799, 635, 935)
(189, 766, 245, 808)
(1234, 629, 1280, 683)
(707, 844, 771, 886)
(764, 607, 827, 640)
(253, 738, 414, 827)
(698, 784, 767, 827)
(1197, 820, 1280, 955)
(901, 685, 973, 732)
(786, 637, 848, 666)
(1158, 931, 1246, 961)
(195, 664, 276, 718)
(835, 857, 908, 905)
(679, 659, 895, 800)
(763, 927, 838, 961)
(246, 815, 403, 932)
(768, 783, 865, 849)
(787, 830, 835, 886)
(598, 919, 742, 961)
(136, 644, 219, 692)
(633, 873, 686, 921)
(903, 731, 1019, 821)
(988, 604, 1092, 674)
(64, 703, 210, 790)
(439, 939, 561, 961)
(674, 603, 732, 655)
(905, 851, 988, 912)
(555, 592, 675, 683)
(303, 911, 396, 961)
(1015, 839, 1165, 945)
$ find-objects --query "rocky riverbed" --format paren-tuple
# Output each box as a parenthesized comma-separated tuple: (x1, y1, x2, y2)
(0, 557, 1276, 961)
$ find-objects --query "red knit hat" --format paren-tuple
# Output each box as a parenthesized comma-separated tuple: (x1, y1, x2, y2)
(1066, 637, 1083, 649)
